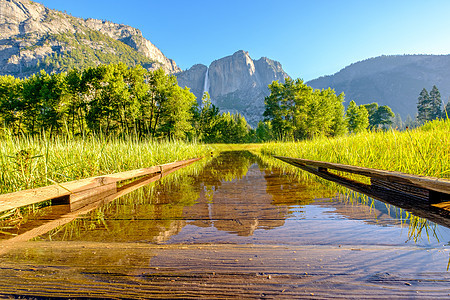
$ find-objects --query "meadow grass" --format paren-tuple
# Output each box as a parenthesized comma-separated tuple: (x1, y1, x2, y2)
(258, 119, 449, 248)
(260, 119, 449, 179)
(0, 132, 213, 194)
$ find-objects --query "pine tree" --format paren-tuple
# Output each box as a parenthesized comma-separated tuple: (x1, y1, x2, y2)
(417, 88, 431, 123)
(443, 100, 450, 119)
(429, 85, 442, 120)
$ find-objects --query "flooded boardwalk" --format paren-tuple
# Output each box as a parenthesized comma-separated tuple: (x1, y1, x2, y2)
(0, 151, 449, 298)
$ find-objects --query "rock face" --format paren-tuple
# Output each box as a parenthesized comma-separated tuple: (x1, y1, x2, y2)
(307, 55, 450, 119)
(0, 0, 180, 76)
(176, 50, 289, 127)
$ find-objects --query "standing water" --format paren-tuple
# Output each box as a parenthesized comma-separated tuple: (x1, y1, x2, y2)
(0, 151, 449, 298)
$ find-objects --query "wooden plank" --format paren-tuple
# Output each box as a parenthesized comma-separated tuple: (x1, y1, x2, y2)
(274, 156, 450, 196)
(281, 162, 450, 228)
(0, 167, 182, 254)
(0, 157, 202, 213)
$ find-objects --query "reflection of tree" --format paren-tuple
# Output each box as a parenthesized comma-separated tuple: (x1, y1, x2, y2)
(46, 167, 202, 243)
(46, 151, 336, 242)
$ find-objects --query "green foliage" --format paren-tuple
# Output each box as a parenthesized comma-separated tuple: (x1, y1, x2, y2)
(263, 78, 346, 141)
(345, 100, 369, 133)
(261, 118, 450, 179)
(362, 102, 395, 129)
(416, 86, 444, 124)
(429, 85, 442, 120)
(0, 64, 194, 139)
(417, 88, 431, 123)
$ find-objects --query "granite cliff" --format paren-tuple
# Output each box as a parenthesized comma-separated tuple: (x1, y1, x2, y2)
(0, 0, 180, 76)
(176, 50, 289, 127)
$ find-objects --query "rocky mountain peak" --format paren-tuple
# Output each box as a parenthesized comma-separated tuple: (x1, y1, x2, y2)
(0, 0, 181, 76)
(176, 51, 289, 127)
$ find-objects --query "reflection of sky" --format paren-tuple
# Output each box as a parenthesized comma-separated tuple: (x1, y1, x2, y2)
(170, 203, 450, 250)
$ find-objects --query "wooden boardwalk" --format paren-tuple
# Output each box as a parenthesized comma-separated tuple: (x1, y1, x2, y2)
(0, 157, 202, 214)
(275, 156, 450, 227)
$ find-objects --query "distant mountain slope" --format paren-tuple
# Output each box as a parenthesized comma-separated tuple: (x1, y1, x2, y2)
(176, 50, 289, 127)
(307, 55, 450, 119)
(0, 0, 180, 77)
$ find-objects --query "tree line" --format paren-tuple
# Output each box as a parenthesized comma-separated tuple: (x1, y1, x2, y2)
(259, 78, 395, 141)
(417, 85, 449, 123)
(1, 63, 398, 143)
(0, 63, 253, 142)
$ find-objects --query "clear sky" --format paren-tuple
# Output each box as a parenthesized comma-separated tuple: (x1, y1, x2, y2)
(35, 0, 450, 81)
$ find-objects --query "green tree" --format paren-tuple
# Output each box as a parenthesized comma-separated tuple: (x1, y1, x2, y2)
(197, 92, 220, 143)
(429, 85, 442, 120)
(263, 78, 346, 141)
(255, 121, 273, 142)
(417, 88, 431, 123)
(362, 102, 395, 129)
(443, 100, 449, 119)
(0, 75, 23, 133)
(346, 100, 369, 133)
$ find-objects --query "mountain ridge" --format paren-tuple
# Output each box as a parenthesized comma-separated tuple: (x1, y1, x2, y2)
(307, 54, 450, 119)
(0, 0, 180, 76)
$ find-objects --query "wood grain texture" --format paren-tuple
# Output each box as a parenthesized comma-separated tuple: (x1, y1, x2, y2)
(0, 157, 202, 213)
(274, 156, 450, 196)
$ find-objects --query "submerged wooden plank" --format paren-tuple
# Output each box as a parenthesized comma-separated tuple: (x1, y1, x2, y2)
(274, 156, 450, 197)
(0, 165, 189, 254)
(0, 157, 202, 213)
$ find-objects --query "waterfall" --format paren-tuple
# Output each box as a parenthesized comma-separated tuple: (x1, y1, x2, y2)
(203, 67, 209, 97)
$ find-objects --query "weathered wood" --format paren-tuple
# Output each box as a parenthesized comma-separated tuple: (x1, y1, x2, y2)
(277, 160, 450, 228)
(0, 165, 190, 254)
(274, 156, 450, 202)
(0, 157, 202, 213)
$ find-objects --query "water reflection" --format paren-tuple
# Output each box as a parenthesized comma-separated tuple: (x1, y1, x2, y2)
(29, 151, 447, 250)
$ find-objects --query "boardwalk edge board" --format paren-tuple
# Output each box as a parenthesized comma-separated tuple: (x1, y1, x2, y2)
(274, 156, 450, 204)
(0, 157, 203, 213)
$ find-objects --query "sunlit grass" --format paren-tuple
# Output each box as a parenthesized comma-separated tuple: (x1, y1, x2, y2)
(0, 132, 213, 194)
(260, 119, 449, 179)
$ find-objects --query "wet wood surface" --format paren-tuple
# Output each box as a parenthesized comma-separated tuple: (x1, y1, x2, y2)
(274, 156, 450, 199)
(0, 157, 202, 213)
(0, 241, 449, 299)
(0, 152, 449, 298)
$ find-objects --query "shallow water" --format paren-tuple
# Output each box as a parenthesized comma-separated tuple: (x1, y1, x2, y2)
(0, 151, 449, 298)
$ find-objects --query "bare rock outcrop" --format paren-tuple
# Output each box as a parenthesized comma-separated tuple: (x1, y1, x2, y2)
(176, 50, 289, 127)
(0, 0, 180, 76)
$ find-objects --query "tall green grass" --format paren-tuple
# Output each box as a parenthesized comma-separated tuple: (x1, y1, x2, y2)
(260, 119, 449, 179)
(0, 133, 213, 194)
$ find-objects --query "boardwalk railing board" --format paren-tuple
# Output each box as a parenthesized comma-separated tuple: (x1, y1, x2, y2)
(274, 156, 450, 203)
(274, 156, 450, 228)
(0, 162, 188, 255)
(0, 157, 202, 214)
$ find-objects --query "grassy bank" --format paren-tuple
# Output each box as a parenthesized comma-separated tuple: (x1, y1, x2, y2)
(0, 133, 213, 195)
(260, 119, 449, 179)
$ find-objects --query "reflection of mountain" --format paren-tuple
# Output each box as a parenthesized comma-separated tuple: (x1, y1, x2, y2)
(46, 151, 334, 242)
(264, 169, 336, 206)
(184, 163, 289, 236)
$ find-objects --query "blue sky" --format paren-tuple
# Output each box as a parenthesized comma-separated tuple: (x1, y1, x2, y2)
(35, 0, 450, 81)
